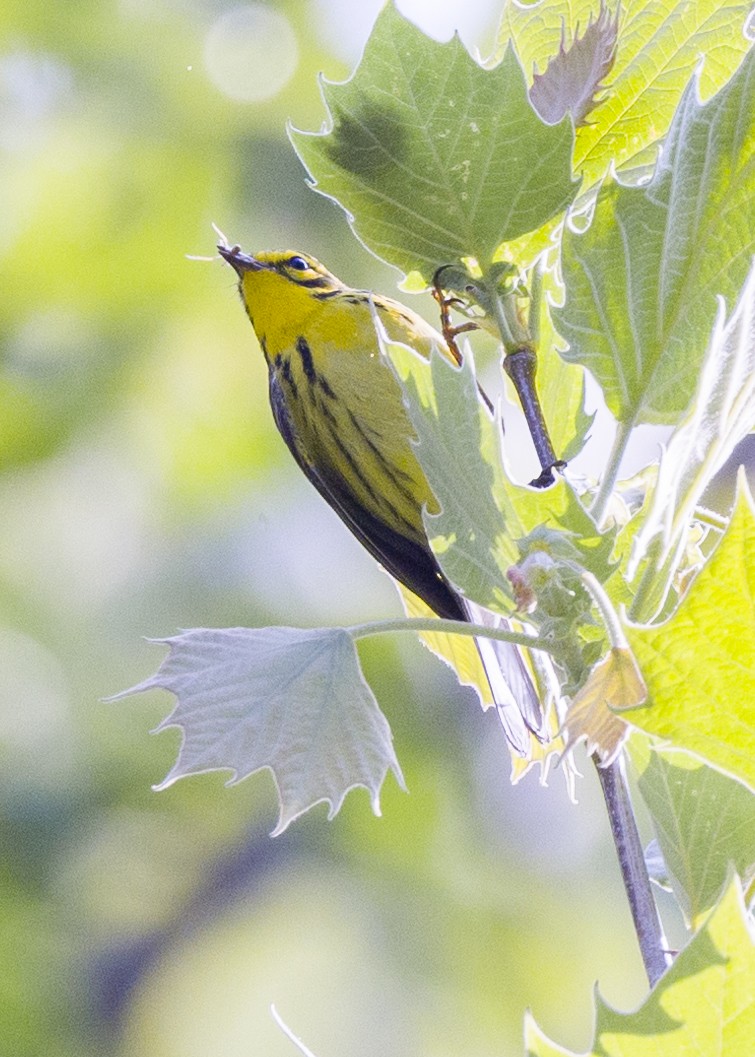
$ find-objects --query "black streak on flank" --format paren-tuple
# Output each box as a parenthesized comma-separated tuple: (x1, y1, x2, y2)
(296, 336, 317, 384)
(331, 428, 381, 506)
(319, 376, 336, 399)
(348, 409, 417, 505)
(317, 394, 338, 427)
(280, 356, 298, 399)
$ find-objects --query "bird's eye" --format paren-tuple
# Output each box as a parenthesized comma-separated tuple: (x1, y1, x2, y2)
(288, 256, 309, 271)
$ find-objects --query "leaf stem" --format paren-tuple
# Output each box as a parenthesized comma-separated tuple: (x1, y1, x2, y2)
(489, 282, 520, 349)
(348, 616, 564, 658)
(694, 505, 729, 532)
(487, 280, 562, 482)
(593, 753, 672, 987)
(581, 570, 627, 648)
(627, 535, 669, 624)
(590, 419, 633, 526)
(528, 260, 543, 348)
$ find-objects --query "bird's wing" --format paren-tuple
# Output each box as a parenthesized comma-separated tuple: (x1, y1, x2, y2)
(268, 371, 466, 622)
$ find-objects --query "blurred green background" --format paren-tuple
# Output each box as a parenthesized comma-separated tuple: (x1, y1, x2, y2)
(0, 2, 688, 1055)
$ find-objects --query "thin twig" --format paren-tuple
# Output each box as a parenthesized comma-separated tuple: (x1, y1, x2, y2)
(590, 419, 633, 527)
(348, 616, 566, 659)
(593, 754, 672, 987)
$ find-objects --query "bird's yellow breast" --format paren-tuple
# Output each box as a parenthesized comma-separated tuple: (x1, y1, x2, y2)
(237, 264, 444, 539)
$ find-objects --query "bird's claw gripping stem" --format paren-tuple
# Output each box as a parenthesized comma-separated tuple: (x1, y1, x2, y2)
(431, 282, 479, 365)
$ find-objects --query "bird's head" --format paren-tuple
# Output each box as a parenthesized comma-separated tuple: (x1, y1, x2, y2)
(218, 245, 345, 293)
(217, 245, 347, 337)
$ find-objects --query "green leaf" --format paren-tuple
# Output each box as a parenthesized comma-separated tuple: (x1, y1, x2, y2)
(555, 46, 755, 426)
(525, 874, 755, 1056)
(628, 477, 755, 791)
(112, 627, 404, 835)
(386, 339, 613, 614)
(561, 647, 644, 762)
(626, 259, 755, 616)
(290, 4, 578, 279)
(500, 0, 754, 186)
(631, 735, 755, 926)
(388, 344, 518, 611)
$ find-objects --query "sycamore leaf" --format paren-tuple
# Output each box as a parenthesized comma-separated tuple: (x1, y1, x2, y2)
(290, 4, 578, 280)
(500, 0, 754, 186)
(561, 647, 644, 762)
(555, 46, 755, 427)
(628, 477, 755, 792)
(529, 1, 619, 126)
(631, 735, 755, 926)
(628, 258, 755, 598)
(525, 875, 755, 1056)
(386, 340, 613, 615)
(112, 627, 404, 835)
(389, 344, 518, 612)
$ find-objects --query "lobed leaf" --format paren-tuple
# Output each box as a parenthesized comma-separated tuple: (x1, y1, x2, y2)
(112, 627, 404, 835)
(627, 258, 755, 596)
(525, 874, 755, 1056)
(556, 47, 755, 426)
(500, 0, 754, 186)
(561, 647, 644, 762)
(628, 476, 755, 791)
(631, 735, 755, 926)
(290, 3, 578, 279)
(386, 339, 612, 615)
(529, 1, 619, 127)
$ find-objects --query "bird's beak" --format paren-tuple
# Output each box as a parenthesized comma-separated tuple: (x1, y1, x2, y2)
(217, 244, 266, 276)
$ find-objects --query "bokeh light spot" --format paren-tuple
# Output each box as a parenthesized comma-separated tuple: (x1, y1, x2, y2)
(203, 4, 299, 103)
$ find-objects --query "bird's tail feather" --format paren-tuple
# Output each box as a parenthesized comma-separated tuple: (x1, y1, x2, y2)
(464, 601, 548, 756)
(397, 585, 548, 757)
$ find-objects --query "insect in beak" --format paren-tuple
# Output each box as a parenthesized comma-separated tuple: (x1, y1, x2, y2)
(217, 244, 266, 276)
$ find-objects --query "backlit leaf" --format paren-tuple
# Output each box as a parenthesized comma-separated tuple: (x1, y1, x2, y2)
(628, 477, 755, 791)
(561, 647, 644, 762)
(631, 735, 755, 926)
(529, 1, 619, 126)
(627, 259, 755, 610)
(112, 627, 404, 835)
(386, 340, 612, 614)
(556, 47, 755, 426)
(525, 875, 755, 1056)
(291, 4, 578, 279)
(500, 0, 754, 185)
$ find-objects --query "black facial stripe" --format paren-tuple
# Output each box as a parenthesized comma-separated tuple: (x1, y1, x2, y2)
(295, 276, 330, 288)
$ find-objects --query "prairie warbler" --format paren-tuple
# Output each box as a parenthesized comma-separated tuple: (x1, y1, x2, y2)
(218, 244, 545, 753)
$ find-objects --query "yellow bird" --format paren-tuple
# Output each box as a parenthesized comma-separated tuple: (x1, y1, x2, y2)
(218, 244, 545, 754)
